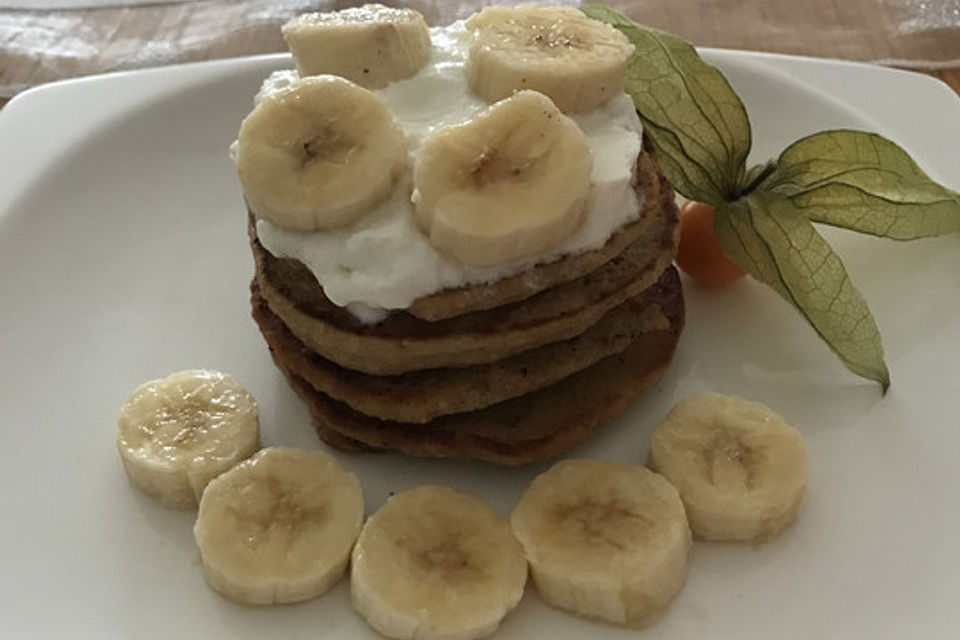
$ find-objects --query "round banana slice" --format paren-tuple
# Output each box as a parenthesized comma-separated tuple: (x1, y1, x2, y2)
(193, 447, 364, 605)
(510, 459, 690, 629)
(236, 75, 408, 232)
(116, 369, 260, 510)
(649, 392, 808, 543)
(464, 7, 635, 113)
(351, 485, 527, 640)
(282, 4, 432, 89)
(412, 90, 592, 267)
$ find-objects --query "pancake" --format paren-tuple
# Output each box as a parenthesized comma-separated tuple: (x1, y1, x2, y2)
(251, 276, 670, 423)
(261, 267, 684, 465)
(250, 167, 679, 375)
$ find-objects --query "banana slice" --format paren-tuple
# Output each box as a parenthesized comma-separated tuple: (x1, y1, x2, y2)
(116, 369, 260, 510)
(351, 485, 527, 640)
(283, 4, 432, 89)
(412, 90, 592, 267)
(649, 392, 808, 543)
(510, 459, 690, 628)
(235, 75, 408, 232)
(464, 7, 635, 113)
(193, 447, 364, 605)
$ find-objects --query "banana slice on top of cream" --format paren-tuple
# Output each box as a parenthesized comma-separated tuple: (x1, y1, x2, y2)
(235, 75, 408, 232)
(464, 6, 635, 113)
(412, 90, 593, 267)
(283, 4, 432, 89)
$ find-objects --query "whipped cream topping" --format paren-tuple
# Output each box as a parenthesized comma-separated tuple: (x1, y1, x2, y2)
(251, 21, 644, 322)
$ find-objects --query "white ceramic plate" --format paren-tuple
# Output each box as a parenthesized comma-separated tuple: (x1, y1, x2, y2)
(1, 50, 958, 639)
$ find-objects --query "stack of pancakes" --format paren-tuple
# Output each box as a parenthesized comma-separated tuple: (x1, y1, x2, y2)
(248, 152, 683, 465)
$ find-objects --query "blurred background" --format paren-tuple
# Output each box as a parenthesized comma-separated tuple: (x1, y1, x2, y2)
(2, 0, 959, 104)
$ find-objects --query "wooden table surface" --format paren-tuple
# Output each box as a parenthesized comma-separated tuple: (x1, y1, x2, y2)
(2, 0, 960, 106)
(931, 69, 960, 96)
(2, 1, 958, 107)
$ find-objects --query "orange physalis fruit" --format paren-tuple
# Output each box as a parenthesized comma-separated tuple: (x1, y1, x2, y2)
(675, 200, 747, 288)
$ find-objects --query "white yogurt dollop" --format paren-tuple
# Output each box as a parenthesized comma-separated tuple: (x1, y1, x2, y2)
(252, 21, 644, 320)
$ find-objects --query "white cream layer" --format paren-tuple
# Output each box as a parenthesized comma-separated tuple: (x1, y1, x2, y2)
(252, 21, 644, 323)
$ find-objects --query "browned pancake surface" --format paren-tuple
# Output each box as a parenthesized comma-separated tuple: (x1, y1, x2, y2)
(260, 267, 684, 465)
(251, 273, 671, 423)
